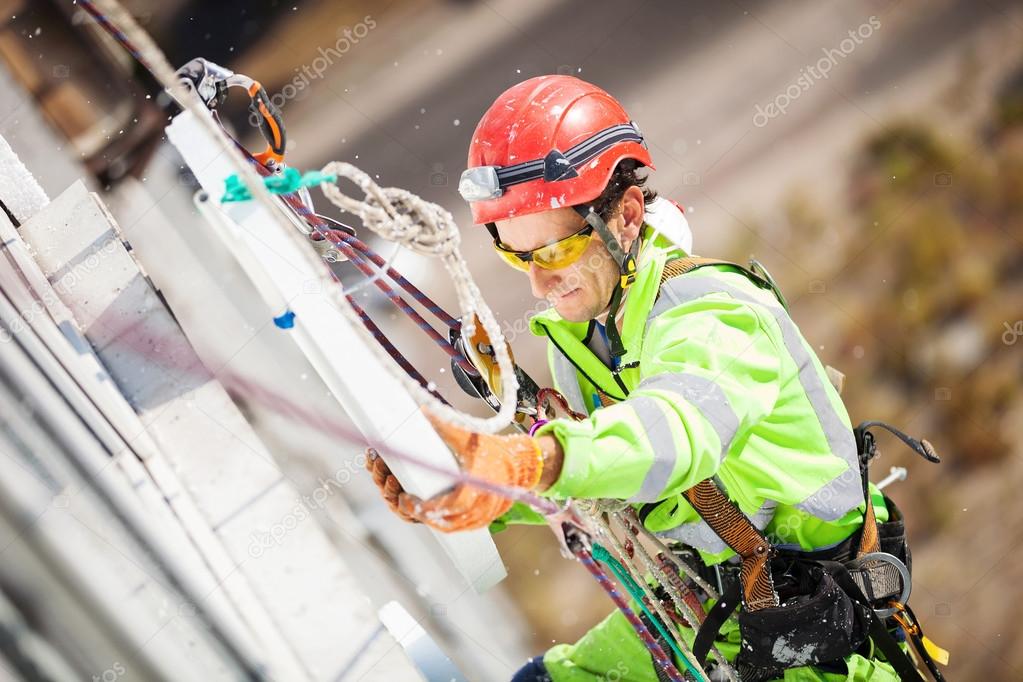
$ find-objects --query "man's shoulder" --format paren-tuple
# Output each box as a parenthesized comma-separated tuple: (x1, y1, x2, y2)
(654, 259, 785, 319)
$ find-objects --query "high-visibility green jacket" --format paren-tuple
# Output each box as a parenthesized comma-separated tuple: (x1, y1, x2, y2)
(508, 225, 899, 681)
(518, 225, 887, 560)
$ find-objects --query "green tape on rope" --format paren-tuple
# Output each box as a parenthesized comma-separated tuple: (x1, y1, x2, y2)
(591, 542, 707, 682)
(222, 167, 337, 202)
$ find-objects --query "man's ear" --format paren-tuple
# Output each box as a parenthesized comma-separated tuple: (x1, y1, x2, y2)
(618, 185, 646, 250)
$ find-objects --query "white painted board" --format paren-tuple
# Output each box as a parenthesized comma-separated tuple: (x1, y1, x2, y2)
(166, 110, 505, 592)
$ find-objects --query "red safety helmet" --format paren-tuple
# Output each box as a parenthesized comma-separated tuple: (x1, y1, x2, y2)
(459, 75, 654, 225)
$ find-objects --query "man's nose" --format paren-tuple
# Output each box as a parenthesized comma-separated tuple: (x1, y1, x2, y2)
(527, 262, 554, 299)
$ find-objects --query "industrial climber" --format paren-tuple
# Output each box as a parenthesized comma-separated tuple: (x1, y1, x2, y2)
(367, 75, 933, 681)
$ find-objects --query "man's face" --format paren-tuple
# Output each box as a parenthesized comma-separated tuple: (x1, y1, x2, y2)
(494, 207, 621, 322)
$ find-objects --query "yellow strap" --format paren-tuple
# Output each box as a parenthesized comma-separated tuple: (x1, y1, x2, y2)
(922, 636, 950, 666)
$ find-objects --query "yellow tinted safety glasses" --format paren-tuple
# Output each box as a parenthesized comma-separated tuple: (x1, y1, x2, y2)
(493, 223, 595, 272)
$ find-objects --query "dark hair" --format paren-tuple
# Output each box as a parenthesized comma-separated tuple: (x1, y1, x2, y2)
(589, 158, 657, 221)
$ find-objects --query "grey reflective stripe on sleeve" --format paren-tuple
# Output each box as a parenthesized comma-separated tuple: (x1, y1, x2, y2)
(626, 396, 679, 502)
(625, 373, 738, 502)
(637, 373, 740, 461)
(657, 500, 778, 555)
(648, 276, 862, 520)
(552, 350, 588, 414)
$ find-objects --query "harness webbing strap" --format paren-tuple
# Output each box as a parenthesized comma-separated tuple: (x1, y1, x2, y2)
(658, 256, 773, 290)
(858, 500, 881, 555)
(901, 603, 948, 682)
(682, 482, 778, 611)
(851, 561, 904, 602)
(691, 579, 741, 667)
(854, 432, 883, 561)
(825, 566, 926, 682)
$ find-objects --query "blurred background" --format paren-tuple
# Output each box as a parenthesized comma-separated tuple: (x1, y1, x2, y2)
(1, 0, 1022, 680)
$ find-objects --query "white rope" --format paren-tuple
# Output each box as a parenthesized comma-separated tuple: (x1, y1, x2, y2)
(319, 162, 519, 433)
(576, 498, 631, 514)
(622, 509, 720, 600)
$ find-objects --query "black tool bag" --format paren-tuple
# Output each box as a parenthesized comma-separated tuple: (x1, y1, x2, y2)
(735, 558, 870, 673)
(690, 498, 917, 678)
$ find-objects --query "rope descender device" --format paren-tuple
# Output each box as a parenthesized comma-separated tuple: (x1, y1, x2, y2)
(175, 57, 287, 168)
(449, 314, 542, 428)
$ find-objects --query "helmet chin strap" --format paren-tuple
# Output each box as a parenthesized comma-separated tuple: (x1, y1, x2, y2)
(574, 206, 639, 360)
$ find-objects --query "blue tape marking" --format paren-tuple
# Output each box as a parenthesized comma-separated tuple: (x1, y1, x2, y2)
(273, 310, 296, 329)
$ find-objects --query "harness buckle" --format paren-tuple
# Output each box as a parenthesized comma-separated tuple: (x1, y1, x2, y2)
(620, 253, 637, 289)
(847, 551, 911, 617)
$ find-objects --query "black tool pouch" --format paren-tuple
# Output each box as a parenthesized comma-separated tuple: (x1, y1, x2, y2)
(736, 560, 869, 671)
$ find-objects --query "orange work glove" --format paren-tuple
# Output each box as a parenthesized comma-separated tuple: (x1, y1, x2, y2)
(365, 449, 420, 524)
(396, 411, 544, 532)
